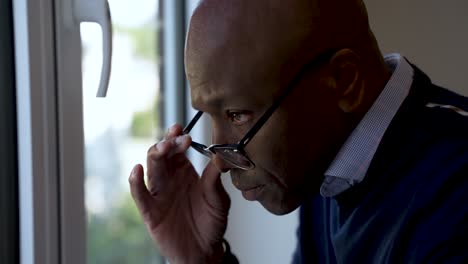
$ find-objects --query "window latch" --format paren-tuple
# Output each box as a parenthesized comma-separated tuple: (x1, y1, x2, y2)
(66, 0, 113, 97)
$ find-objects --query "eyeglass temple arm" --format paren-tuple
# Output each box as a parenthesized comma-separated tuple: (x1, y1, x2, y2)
(183, 111, 204, 134)
(237, 50, 335, 148)
(237, 83, 294, 147)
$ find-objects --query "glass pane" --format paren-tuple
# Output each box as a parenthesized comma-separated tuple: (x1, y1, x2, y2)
(81, 0, 164, 263)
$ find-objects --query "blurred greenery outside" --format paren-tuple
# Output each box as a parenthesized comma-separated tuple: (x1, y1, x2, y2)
(87, 195, 165, 264)
(115, 23, 159, 62)
(116, 22, 161, 139)
(130, 96, 160, 138)
(87, 18, 163, 263)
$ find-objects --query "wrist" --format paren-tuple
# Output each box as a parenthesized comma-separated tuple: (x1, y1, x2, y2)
(206, 241, 225, 264)
(210, 239, 238, 264)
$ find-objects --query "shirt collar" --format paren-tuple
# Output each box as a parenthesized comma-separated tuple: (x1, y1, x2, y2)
(320, 54, 414, 197)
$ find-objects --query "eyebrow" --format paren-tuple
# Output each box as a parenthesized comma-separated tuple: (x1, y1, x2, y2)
(191, 92, 225, 113)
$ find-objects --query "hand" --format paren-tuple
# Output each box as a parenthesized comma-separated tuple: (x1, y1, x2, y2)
(129, 124, 231, 264)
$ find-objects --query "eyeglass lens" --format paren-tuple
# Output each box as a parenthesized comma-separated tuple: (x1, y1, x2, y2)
(191, 142, 254, 170)
(215, 148, 254, 170)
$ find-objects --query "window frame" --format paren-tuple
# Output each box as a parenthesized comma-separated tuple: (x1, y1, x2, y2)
(0, 0, 20, 262)
(14, 0, 200, 263)
(13, 0, 62, 263)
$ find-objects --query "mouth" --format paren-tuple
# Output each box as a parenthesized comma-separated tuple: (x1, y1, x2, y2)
(230, 170, 267, 201)
(241, 185, 265, 201)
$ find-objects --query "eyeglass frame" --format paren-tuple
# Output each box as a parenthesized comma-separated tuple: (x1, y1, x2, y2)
(183, 50, 336, 170)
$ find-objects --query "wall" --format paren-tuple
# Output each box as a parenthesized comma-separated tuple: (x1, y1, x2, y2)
(365, 0, 468, 96)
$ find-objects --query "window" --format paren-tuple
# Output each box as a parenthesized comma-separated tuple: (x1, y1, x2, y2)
(81, 0, 164, 263)
(14, 0, 194, 263)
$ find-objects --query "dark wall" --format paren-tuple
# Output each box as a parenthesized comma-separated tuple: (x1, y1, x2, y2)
(365, 0, 468, 96)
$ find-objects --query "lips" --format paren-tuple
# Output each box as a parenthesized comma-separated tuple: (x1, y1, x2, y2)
(241, 185, 265, 201)
(230, 171, 266, 201)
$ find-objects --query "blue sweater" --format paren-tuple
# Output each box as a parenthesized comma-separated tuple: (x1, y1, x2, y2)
(293, 65, 468, 264)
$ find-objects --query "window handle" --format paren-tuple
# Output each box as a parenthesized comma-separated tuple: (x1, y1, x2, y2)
(73, 0, 113, 97)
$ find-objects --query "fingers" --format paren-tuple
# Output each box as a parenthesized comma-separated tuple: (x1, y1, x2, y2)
(146, 134, 192, 173)
(148, 126, 192, 162)
(129, 164, 154, 218)
(146, 123, 185, 162)
(164, 123, 183, 140)
(146, 124, 193, 195)
(202, 161, 222, 187)
(159, 134, 192, 159)
(202, 161, 230, 211)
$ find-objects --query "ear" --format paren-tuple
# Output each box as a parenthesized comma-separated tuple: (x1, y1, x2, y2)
(328, 49, 364, 113)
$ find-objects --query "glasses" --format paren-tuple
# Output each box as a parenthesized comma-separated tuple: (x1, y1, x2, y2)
(183, 50, 335, 170)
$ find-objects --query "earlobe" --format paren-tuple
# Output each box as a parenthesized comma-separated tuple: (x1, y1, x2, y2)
(329, 49, 364, 113)
(338, 84, 364, 113)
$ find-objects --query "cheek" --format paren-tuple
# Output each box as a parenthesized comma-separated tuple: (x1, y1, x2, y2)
(211, 119, 246, 144)
(246, 112, 306, 189)
(256, 106, 336, 192)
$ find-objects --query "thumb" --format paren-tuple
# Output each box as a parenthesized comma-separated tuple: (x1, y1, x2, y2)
(129, 164, 155, 220)
(201, 161, 230, 211)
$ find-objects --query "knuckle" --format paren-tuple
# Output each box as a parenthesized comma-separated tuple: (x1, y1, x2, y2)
(165, 124, 183, 139)
(147, 143, 158, 155)
(128, 174, 137, 185)
(147, 140, 170, 157)
(148, 151, 163, 162)
(164, 126, 175, 139)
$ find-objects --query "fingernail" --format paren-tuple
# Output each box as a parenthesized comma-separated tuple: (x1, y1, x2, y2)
(156, 141, 165, 151)
(175, 135, 188, 145)
(131, 165, 137, 176)
(169, 124, 178, 133)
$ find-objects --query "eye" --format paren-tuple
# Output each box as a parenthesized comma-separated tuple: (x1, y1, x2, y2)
(226, 110, 252, 125)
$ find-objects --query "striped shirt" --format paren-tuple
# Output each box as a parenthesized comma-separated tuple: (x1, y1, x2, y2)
(320, 54, 414, 197)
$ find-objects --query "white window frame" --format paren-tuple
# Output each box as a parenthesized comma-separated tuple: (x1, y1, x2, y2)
(14, 0, 199, 263)
(13, 0, 62, 263)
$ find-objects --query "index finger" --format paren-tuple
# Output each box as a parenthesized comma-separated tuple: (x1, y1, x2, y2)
(146, 135, 192, 195)
(164, 124, 184, 140)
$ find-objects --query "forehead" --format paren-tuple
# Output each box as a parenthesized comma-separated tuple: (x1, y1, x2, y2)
(189, 74, 273, 112)
(186, 39, 282, 112)
(186, 34, 280, 112)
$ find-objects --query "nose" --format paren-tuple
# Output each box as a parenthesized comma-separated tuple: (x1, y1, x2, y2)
(211, 123, 235, 173)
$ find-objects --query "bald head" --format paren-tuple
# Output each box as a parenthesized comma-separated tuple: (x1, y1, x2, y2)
(185, 0, 377, 89)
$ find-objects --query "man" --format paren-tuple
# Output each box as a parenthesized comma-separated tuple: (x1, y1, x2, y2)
(128, 0, 468, 263)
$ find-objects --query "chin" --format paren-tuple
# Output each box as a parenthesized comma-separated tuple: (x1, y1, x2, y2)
(259, 193, 302, 215)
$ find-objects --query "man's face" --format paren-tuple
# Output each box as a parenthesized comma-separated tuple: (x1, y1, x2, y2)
(185, 2, 349, 214)
(187, 47, 349, 215)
